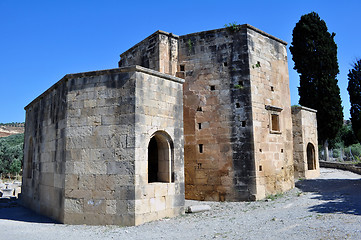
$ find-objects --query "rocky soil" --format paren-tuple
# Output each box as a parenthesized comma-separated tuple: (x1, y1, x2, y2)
(1, 168, 361, 240)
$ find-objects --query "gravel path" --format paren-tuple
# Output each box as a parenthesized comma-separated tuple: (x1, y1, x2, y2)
(1, 168, 361, 240)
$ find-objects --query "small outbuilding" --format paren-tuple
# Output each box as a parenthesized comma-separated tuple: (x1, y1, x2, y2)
(292, 106, 320, 179)
(22, 66, 185, 225)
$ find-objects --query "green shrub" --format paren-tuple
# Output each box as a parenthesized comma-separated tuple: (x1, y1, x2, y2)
(332, 149, 340, 158)
(345, 143, 361, 160)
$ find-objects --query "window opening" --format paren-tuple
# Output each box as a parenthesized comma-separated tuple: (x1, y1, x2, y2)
(199, 144, 203, 153)
(236, 103, 241, 108)
(197, 106, 203, 112)
(238, 80, 244, 86)
(198, 123, 202, 129)
(180, 65, 185, 71)
(271, 86, 274, 91)
(241, 121, 246, 127)
(210, 85, 216, 91)
(223, 62, 228, 67)
(259, 165, 262, 171)
(271, 114, 280, 132)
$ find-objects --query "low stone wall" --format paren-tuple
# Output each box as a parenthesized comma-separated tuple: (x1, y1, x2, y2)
(319, 160, 361, 175)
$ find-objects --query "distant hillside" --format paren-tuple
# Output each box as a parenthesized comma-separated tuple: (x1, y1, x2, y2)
(0, 123, 25, 138)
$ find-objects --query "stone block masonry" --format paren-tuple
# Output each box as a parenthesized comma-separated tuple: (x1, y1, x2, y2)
(292, 106, 319, 179)
(23, 23, 318, 226)
(118, 24, 310, 201)
(23, 66, 185, 225)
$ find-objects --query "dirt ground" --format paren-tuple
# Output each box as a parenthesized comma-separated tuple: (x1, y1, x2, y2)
(1, 168, 361, 240)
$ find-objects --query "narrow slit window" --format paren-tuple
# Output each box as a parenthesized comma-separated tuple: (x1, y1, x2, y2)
(241, 121, 246, 127)
(199, 144, 203, 153)
(223, 62, 228, 67)
(271, 86, 274, 91)
(180, 65, 185, 71)
(259, 165, 262, 171)
(198, 123, 202, 129)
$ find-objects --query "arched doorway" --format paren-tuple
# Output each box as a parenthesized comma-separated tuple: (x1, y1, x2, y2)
(307, 143, 316, 170)
(148, 131, 174, 183)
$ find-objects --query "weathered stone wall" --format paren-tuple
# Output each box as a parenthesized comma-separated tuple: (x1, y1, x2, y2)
(134, 69, 184, 225)
(117, 25, 296, 202)
(23, 66, 185, 225)
(292, 106, 319, 179)
(23, 80, 68, 222)
(62, 69, 137, 225)
(247, 27, 294, 199)
(319, 160, 361, 175)
(119, 31, 178, 76)
(179, 27, 255, 201)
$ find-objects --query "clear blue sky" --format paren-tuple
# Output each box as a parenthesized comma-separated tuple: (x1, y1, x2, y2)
(1, 0, 359, 123)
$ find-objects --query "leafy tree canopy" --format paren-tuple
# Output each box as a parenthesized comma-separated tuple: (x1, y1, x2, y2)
(0, 133, 24, 175)
(347, 59, 361, 142)
(290, 12, 343, 143)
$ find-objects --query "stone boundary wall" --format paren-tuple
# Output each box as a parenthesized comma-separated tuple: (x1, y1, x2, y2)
(319, 160, 361, 175)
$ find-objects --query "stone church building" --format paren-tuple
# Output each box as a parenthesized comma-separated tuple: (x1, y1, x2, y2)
(22, 24, 319, 225)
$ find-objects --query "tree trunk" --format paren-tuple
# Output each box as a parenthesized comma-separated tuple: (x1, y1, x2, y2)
(323, 139, 329, 161)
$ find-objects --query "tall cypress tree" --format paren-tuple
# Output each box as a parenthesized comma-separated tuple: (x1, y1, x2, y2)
(347, 59, 361, 142)
(290, 12, 343, 156)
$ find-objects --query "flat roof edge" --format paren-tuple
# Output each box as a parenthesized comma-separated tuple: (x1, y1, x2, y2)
(24, 65, 184, 110)
(292, 105, 317, 113)
(180, 24, 287, 45)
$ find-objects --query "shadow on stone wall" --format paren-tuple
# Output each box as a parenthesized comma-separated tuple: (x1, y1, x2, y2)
(0, 199, 58, 224)
(296, 178, 361, 215)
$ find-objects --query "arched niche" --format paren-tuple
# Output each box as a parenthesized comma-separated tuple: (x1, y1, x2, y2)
(307, 142, 316, 170)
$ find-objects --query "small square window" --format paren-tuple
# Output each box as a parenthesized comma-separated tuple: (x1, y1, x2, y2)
(223, 62, 228, 67)
(236, 103, 241, 108)
(238, 80, 244, 87)
(210, 85, 216, 91)
(241, 121, 246, 127)
(197, 106, 203, 111)
(180, 65, 185, 71)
